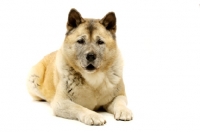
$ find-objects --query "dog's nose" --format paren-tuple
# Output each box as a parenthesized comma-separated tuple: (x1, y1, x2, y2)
(86, 53, 96, 62)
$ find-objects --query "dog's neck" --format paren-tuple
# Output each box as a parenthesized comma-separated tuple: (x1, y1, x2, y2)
(82, 71, 105, 89)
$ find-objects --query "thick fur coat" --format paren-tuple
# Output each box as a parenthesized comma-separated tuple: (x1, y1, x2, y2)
(27, 8, 132, 125)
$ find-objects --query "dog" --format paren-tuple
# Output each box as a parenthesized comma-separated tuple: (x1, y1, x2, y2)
(27, 8, 132, 125)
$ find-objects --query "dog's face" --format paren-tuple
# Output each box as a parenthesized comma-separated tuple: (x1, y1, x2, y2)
(62, 9, 117, 73)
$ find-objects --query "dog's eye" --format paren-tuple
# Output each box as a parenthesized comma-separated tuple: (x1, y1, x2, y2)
(77, 39, 85, 44)
(97, 40, 104, 45)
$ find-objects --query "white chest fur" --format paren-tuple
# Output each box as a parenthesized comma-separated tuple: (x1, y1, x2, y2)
(82, 72, 106, 88)
(76, 71, 118, 109)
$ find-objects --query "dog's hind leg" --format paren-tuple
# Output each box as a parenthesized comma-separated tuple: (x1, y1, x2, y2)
(26, 63, 45, 101)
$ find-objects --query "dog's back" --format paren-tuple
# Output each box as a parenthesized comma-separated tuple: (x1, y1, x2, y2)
(27, 51, 57, 102)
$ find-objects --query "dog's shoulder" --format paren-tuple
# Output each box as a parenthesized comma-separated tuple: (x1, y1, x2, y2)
(41, 51, 57, 66)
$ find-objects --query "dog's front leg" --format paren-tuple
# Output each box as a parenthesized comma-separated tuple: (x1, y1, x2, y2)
(51, 99, 106, 125)
(104, 95, 133, 121)
(51, 82, 106, 125)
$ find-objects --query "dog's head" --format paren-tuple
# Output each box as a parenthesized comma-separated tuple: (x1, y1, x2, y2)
(62, 8, 117, 73)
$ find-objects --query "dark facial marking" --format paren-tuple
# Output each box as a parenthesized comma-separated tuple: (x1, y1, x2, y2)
(87, 20, 96, 36)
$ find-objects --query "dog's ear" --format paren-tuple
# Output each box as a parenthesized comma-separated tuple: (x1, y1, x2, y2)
(100, 12, 116, 33)
(67, 8, 85, 31)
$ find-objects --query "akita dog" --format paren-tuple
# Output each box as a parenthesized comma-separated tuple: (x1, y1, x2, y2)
(27, 8, 132, 125)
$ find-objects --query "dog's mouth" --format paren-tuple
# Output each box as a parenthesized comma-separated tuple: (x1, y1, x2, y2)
(86, 64, 96, 71)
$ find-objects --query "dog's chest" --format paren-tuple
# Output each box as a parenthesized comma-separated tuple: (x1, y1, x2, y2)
(65, 72, 116, 110)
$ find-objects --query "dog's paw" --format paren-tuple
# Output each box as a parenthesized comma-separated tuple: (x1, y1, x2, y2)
(114, 106, 133, 121)
(79, 111, 106, 125)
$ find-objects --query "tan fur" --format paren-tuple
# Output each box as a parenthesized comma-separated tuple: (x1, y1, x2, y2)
(27, 8, 132, 125)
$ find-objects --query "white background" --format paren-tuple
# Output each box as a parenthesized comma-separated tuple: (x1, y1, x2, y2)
(0, 0, 200, 131)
